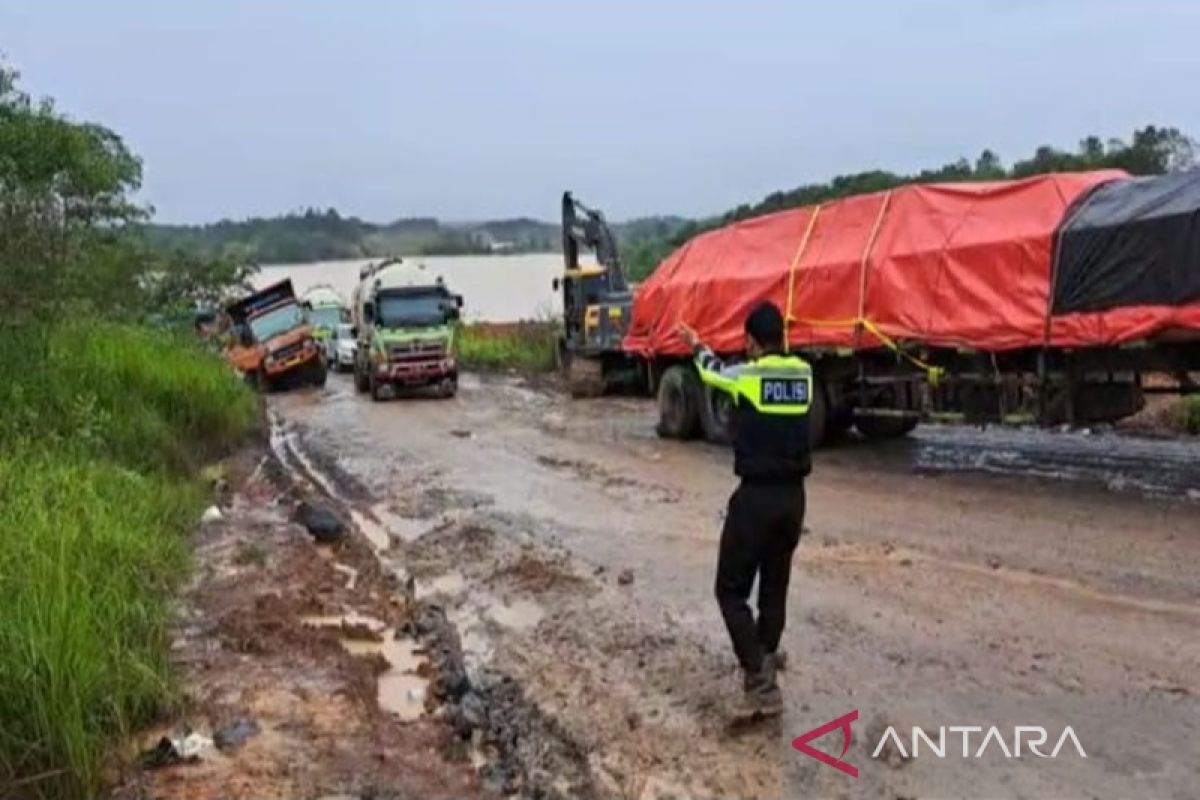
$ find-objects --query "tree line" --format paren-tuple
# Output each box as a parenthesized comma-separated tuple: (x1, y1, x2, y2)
(0, 63, 253, 324)
(624, 125, 1197, 280)
(146, 210, 563, 264)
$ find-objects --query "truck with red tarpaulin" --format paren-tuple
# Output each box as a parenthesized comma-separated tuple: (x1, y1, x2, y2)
(556, 169, 1200, 445)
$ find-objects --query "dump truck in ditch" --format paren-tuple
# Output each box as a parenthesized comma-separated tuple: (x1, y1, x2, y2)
(226, 279, 327, 391)
(558, 170, 1200, 446)
(351, 258, 463, 400)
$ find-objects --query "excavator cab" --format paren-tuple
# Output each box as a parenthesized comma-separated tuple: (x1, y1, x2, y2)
(556, 191, 634, 395)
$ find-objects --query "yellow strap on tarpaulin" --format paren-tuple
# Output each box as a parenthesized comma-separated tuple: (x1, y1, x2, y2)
(783, 204, 822, 350)
(791, 315, 946, 387)
(783, 190, 945, 387)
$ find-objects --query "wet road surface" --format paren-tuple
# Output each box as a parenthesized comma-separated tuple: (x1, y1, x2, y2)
(271, 373, 1199, 799)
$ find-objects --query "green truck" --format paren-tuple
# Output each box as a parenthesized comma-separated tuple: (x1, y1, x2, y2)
(350, 258, 463, 401)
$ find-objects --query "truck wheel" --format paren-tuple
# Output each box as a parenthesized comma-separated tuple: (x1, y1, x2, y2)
(699, 383, 733, 445)
(854, 415, 917, 440)
(656, 365, 701, 440)
(255, 367, 273, 394)
(369, 373, 386, 402)
(354, 361, 370, 394)
(311, 359, 328, 388)
(438, 376, 458, 398)
(807, 376, 828, 450)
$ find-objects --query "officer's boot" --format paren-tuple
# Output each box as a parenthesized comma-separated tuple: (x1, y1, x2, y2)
(741, 659, 784, 718)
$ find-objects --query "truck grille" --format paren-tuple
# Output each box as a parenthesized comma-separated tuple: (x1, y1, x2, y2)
(388, 340, 446, 361)
(271, 342, 303, 362)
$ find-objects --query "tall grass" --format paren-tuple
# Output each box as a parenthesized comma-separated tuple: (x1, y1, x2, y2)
(0, 321, 257, 799)
(1182, 396, 1200, 435)
(456, 321, 559, 372)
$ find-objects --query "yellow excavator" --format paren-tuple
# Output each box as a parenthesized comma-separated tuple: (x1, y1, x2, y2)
(553, 192, 636, 396)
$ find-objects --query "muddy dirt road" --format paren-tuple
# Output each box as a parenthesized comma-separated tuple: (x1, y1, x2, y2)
(270, 374, 1199, 799)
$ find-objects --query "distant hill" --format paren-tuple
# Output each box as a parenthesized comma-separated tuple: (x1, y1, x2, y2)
(146, 208, 692, 267)
(146, 210, 564, 263)
(620, 124, 1196, 279)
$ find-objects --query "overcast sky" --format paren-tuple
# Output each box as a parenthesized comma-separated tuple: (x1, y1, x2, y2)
(3, 1, 1198, 223)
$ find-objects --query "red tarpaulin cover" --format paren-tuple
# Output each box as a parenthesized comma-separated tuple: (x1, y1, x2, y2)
(623, 170, 1200, 357)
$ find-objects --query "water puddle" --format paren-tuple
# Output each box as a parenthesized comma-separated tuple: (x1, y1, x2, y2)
(348, 509, 391, 551)
(302, 614, 429, 720)
(416, 571, 467, 600)
(350, 504, 435, 551)
(300, 612, 387, 638)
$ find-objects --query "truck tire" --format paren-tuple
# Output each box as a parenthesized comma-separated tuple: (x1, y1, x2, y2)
(699, 383, 733, 445)
(438, 376, 458, 399)
(255, 367, 273, 394)
(807, 375, 828, 450)
(700, 371, 829, 449)
(369, 372, 387, 402)
(354, 360, 370, 394)
(655, 365, 701, 440)
(310, 359, 328, 388)
(854, 415, 918, 440)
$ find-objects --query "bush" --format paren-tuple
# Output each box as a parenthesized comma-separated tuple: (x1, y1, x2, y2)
(0, 321, 257, 799)
(1182, 396, 1200, 434)
(456, 322, 559, 372)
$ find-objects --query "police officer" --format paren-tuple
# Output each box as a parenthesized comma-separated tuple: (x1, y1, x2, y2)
(677, 301, 812, 717)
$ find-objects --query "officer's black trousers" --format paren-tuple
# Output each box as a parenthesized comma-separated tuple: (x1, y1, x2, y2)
(714, 481, 805, 674)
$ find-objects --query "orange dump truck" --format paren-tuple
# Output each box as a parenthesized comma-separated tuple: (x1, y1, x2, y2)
(226, 279, 327, 392)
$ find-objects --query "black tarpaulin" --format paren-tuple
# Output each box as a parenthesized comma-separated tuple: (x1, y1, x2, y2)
(1053, 170, 1200, 314)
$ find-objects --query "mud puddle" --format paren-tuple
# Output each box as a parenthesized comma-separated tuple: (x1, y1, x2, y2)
(303, 613, 431, 720)
(272, 410, 782, 799)
(121, 446, 488, 800)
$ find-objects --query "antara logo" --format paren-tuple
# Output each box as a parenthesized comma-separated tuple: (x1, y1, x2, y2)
(792, 710, 1087, 778)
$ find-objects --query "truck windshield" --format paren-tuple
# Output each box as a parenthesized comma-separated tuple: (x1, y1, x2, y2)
(377, 292, 447, 327)
(249, 303, 305, 341)
(308, 306, 342, 329)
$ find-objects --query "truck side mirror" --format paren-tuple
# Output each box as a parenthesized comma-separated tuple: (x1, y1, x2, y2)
(362, 302, 374, 322)
(350, 326, 358, 338)
(237, 324, 254, 347)
(551, 277, 561, 291)
(455, 294, 463, 308)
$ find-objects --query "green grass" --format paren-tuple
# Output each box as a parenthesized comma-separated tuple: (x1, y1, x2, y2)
(1182, 396, 1200, 435)
(456, 322, 559, 372)
(0, 321, 258, 799)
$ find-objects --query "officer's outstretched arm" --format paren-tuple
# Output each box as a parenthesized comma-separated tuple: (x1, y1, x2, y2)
(693, 346, 741, 397)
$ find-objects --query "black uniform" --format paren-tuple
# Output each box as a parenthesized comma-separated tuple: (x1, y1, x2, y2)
(695, 346, 812, 675)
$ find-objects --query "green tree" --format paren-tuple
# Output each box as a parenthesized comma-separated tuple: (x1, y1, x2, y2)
(0, 63, 146, 320)
(633, 124, 1197, 280)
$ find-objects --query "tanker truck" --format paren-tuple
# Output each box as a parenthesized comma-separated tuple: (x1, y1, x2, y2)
(558, 170, 1200, 447)
(301, 284, 349, 363)
(351, 258, 463, 400)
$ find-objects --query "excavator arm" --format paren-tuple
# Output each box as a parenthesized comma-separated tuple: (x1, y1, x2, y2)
(562, 192, 628, 293)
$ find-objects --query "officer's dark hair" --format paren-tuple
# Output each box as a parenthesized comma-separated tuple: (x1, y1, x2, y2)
(744, 301, 785, 352)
